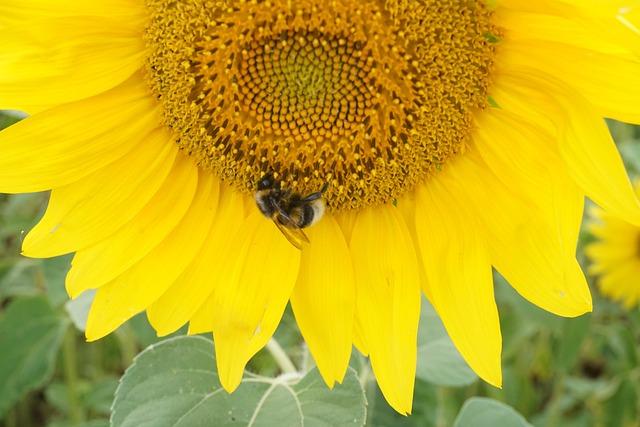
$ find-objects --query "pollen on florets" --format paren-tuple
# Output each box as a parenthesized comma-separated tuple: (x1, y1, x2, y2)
(144, 0, 500, 211)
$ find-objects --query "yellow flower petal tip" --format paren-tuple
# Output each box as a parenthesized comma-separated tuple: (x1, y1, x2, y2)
(218, 369, 242, 395)
(2, 0, 639, 415)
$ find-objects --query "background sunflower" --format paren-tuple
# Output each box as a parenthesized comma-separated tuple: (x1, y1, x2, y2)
(586, 128, 640, 310)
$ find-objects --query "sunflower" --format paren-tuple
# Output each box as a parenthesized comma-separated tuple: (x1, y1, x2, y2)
(1, 0, 640, 414)
(586, 181, 640, 308)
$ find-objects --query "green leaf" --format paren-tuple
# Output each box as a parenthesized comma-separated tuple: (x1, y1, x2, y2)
(417, 338, 477, 387)
(368, 377, 438, 427)
(45, 381, 74, 415)
(112, 335, 367, 427)
(0, 192, 47, 242)
(0, 110, 26, 130)
(77, 421, 110, 427)
(83, 376, 119, 415)
(45, 376, 118, 417)
(416, 297, 477, 386)
(601, 379, 638, 427)
(616, 139, 640, 174)
(65, 289, 95, 332)
(126, 311, 187, 348)
(41, 254, 73, 308)
(0, 296, 68, 417)
(0, 257, 41, 300)
(47, 420, 110, 427)
(454, 398, 533, 427)
(554, 314, 591, 372)
(494, 273, 563, 331)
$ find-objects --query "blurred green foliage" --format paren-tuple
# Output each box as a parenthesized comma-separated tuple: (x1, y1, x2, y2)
(1, 111, 640, 427)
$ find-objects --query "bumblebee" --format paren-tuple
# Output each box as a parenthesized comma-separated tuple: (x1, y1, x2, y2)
(255, 173, 329, 249)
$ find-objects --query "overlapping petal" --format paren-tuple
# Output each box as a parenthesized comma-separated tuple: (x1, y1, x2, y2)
(497, 0, 640, 58)
(414, 171, 501, 389)
(498, 40, 640, 123)
(333, 211, 368, 355)
(67, 158, 215, 297)
(0, 0, 145, 27)
(23, 130, 179, 257)
(211, 212, 301, 392)
(474, 109, 583, 256)
(84, 165, 212, 340)
(0, 17, 145, 112)
(350, 205, 420, 415)
(290, 215, 354, 388)
(469, 110, 591, 316)
(449, 145, 591, 317)
(492, 69, 640, 227)
(0, 80, 159, 193)
(496, 7, 632, 56)
(146, 184, 244, 337)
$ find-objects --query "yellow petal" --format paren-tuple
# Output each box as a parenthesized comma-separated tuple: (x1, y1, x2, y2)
(588, 211, 638, 243)
(187, 296, 216, 335)
(395, 189, 434, 303)
(598, 259, 640, 299)
(0, 78, 159, 193)
(497, 0, 640, 58)
(334, 209, 358, 244)
(146, 184, 244, 336)
(82, 162, 204, 341)
(350, 205, 421, 415)
(67, 168, 216, 298)
(187, 186, 246, 335)
(448, 145, 591, 316)
(473, 108, 583, 256)
(414, 176, 502, 389)
(556, 0, 640, 59)
(585, 243, 636, 275)
(498, 39, 640, 123)
(564, 259, 590, 316)
(22, 130, 179, 258)
(351, 315, 369, 357)
(0, 0, 144, 26)
(335, 210, 369, 355)
(0, 16, 145, 112)
(496, 7, 631, 56)
(493, 69, 640, 226)
(290, 215, 354, 388)
(212, 212, 301, 393)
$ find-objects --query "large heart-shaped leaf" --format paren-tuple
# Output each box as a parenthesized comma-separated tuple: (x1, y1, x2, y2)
(112, 335, 367, 427)
(454, 398, 532, 427)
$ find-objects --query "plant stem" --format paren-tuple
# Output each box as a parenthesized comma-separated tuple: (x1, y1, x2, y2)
(436, 387, 451, 427)
(62, 327, 83, 425)
(358, 359, 372, 389)
(115, 326, 138, 368)
(89, 339, 104, 380)
(266, 338, 297, 374)
(546, 374, 566, 427)
(300, 342, 315, 373)
(5, 406, 16, 427)
(19, 397, 31, 427)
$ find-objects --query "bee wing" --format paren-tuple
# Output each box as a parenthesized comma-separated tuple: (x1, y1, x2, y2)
(273, 212, 310, 250)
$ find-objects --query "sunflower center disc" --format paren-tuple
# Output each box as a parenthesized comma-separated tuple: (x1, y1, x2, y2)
(145, 0, 499, 211)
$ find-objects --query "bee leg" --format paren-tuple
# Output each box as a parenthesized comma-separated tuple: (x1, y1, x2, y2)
(301, 182, 329, 202)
